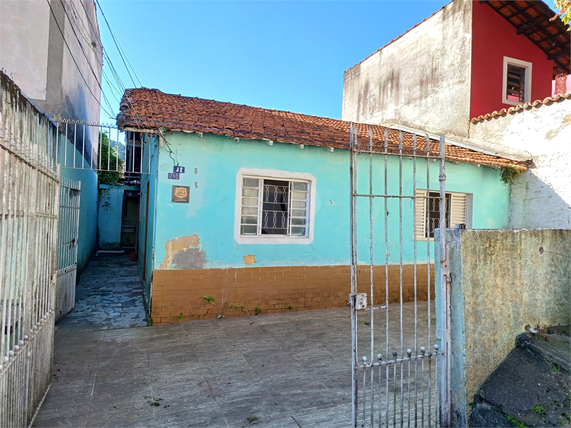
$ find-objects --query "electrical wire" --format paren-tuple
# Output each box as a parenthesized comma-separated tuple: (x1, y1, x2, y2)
(95, 0, 142, 88)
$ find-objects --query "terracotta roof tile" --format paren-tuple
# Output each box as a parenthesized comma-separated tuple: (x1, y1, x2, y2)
(470, 92, 571, 123)
(118, 88, 529, 171)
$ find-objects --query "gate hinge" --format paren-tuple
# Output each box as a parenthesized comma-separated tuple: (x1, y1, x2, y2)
(348, 293, 368, 310)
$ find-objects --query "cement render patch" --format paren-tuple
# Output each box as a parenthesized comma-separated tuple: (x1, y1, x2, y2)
(34, 255, 437, 427)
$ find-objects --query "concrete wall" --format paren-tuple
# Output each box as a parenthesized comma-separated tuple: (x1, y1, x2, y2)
(1, 0, 103, 274)
(437, 229, 571, 427)
(469, 97, 571, 229)
(97, 185, 124, 250)
(148, 131, 511, 323)
(342, 0, 473, 139)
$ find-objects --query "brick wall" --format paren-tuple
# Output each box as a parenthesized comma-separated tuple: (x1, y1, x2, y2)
(151, 264, 435, 324)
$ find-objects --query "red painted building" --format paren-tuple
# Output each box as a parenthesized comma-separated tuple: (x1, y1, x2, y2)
(470, 1, 556, 119)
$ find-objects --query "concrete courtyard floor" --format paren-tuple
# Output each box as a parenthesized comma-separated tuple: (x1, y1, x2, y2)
(34, 255, 436, 428)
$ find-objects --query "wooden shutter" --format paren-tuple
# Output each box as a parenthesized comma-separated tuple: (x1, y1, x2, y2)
(414, 189, 427, 240)
(450, 193, 467, 229)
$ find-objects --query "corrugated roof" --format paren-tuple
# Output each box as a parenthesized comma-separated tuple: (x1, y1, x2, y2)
(470, 91, 571, 123)
(117, 88, 529, 170)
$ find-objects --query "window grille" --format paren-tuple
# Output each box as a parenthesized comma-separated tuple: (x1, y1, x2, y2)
(506, 64, 526, 103)
(240, 177, 309, 237)
(415, 190, 470, 239)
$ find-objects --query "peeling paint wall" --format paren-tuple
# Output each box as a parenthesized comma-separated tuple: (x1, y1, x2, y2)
(437, 229, 571, 427)
(342, 0, 473, 139)
(469, 98, 571, 229)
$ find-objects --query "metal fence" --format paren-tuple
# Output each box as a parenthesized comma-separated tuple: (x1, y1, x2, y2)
(55, 178, 81, 321)
(53, 119, 154, 180)
(1, 73, 60, 426)
(348, 125, 449, 427)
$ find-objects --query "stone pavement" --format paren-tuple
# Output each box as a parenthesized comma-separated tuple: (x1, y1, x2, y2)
(55, 253, 148, 331)
(34, 254, 437, 427)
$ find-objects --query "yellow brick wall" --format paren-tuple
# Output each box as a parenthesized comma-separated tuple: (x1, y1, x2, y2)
(151, 265, 435, 324)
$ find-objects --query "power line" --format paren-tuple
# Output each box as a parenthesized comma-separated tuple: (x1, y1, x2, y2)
(45, 0, 114, 119)
(95, 0, 142, 88)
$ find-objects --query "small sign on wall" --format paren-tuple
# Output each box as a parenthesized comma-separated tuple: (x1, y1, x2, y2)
(168, 172, 180, 180)
(172, 185, 190, 203)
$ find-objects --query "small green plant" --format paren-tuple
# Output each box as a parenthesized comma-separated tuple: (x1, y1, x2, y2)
(507, 415, 526, 427)
(254, 306, 262, 315)
(247, 415, 259, 424)
(288, 305, 295, 310)
(531, 404, 546, 415)
(500, 164, 523, 184)
(176, 313, 184, 322)
(364, 322, 370, 326)
(469, 401, 476, 409)
(203, 295, 215, 305)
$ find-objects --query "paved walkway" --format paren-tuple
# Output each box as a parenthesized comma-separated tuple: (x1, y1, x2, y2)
(55, 253, 147, 331)
(34, 255, 437, 428)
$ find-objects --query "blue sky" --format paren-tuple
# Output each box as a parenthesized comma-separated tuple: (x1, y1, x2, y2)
(97, 1, 451, 121)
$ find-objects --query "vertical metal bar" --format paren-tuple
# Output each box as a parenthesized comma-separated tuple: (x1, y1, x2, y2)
(139, 133, 143, 173)
(98, 128, 103, 170)
(398, 131, 405, 428)
(368, 127, 375, 428)
(64, 122, 68, 170)
(81, 124, 86, 169)
(439, 135, 450, 427)
(378, 355, 383, 426)
(73, 123, 77, 168)
(421, 347, 426, 426)
(434, 344, 440, 427)
(55, 122, 59, 167)
(425, 135, 431, 354)
(147, 133, 151, 174)
(413, 134, 419, 427)
(131, 132, 135, 173)
(350, 124, 358, 428)
(407, 349, 412, 428)
(393, 352, 398, 427)
(0, 147, 9, 363)
(383, 129, 390, 428)
(116, 127, 119, 173)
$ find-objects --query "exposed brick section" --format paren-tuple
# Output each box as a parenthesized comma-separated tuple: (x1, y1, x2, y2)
(117, 88, 529, 171)
(150, 265, 435, 325)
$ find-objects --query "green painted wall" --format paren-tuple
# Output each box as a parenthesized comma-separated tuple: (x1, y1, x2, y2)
(149, 132, 510, 270)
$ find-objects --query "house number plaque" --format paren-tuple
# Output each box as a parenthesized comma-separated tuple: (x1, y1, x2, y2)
(171, 185, 190, 203)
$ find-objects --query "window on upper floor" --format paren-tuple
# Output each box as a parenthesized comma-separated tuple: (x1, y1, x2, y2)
(503, 57, 532, 105)
(234, 168, 315, 244)
(414, 190, 472, 240)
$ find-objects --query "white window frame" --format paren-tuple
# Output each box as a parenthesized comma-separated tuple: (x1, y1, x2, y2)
(234, 168, 316, 244)
(414, 190, 472, 241)
(502, 56, 532, 106)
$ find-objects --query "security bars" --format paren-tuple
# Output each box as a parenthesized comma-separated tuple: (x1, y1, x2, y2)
(349, 125, 449, 427)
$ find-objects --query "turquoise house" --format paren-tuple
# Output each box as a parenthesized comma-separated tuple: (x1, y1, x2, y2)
(117, 88, 527, 324)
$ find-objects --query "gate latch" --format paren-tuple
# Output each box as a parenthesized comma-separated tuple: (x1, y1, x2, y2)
(349, 293, 368, 310)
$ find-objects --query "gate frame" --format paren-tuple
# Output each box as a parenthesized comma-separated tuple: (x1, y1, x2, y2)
(349, 125, 451, 427)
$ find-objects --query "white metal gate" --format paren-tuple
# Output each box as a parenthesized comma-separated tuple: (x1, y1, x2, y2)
(349, 125, 450, 427)
(0, 74, 60, 426)
(55, 179, 81, 321)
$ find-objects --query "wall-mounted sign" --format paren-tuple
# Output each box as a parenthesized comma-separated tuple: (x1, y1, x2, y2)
(168, 173, 180, 180)
(172, 185, 190, 203)
(173, 166, 186, 174)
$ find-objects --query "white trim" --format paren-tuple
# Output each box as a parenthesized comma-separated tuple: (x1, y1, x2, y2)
(234, 168, 316, 244)
(502, 56, 532, 106)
